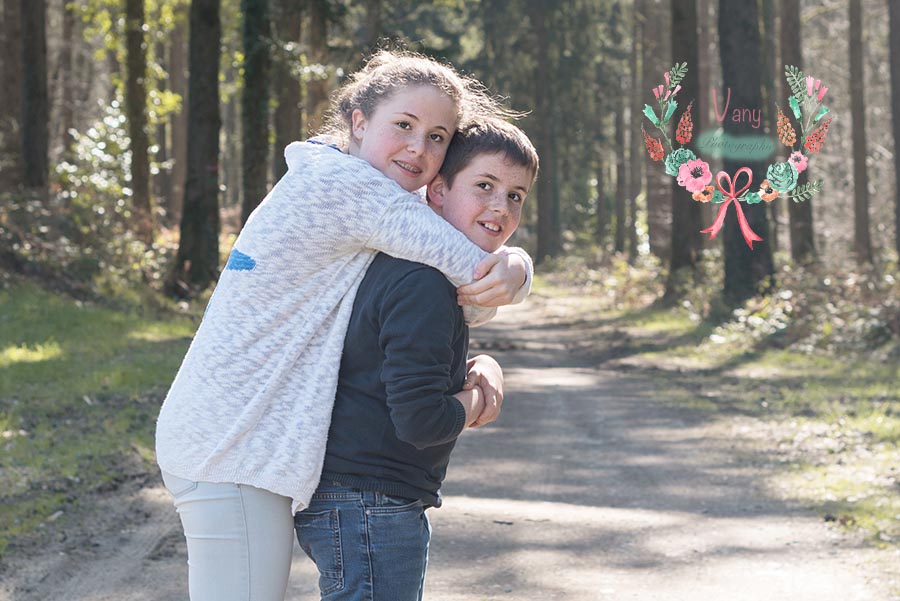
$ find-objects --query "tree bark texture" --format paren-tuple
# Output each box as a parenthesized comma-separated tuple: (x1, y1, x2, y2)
(271, 0, 303, 183)
(849, 0, 872, 264)
(240, 0, 272, 224)
(628, 2, 643, 262)
(719, 0, 774, 303)
(169, 9, 188, 223)
(21, 0, 49, 191)
(60, 0, 76, 158)
(780, 0, 815, 263)
(125, 0, 153, 242)
(1, 0, 23, 189)
(614, 98, 627, 254)
(889, 0, 900, 260)
(306, 0, 330, 137)
(595, 159, 608, 246)
(171, 0, 222, 293)
(531, 0, 560, 263)
(666, 0, 702, 296)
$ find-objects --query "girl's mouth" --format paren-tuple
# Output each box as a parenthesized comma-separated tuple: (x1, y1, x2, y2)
(394, 160, 422, 175)
(479, 221, 501, 234)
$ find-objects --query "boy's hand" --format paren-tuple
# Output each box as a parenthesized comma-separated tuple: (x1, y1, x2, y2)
(457, 252, 528, 307)
(462, 354, 504, 427)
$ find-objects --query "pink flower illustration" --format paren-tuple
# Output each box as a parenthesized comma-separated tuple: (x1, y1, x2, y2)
(817, 86, 828, 102)
(806, 76, 814, 97)
(677, 159, 713, 193)
(789, 151, 808, 173)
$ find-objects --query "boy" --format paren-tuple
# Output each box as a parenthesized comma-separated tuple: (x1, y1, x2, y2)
(294, 118, 539, 601)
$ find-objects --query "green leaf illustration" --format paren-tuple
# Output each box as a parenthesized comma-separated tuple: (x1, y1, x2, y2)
(643, 104, 660, 126)
(789, 96, 802, 122)
(785, 65, 806, 101)
(669, 62, 688, 88)
(814, 106, 830, 123)
(663, 100, 677, 124)
(788, 180, 824, 203)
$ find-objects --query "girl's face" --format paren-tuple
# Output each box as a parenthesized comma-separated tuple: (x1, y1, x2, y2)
(349, 85, 458, 192)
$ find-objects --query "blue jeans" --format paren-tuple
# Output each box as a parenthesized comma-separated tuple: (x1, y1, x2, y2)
(294, 481, 432, 601)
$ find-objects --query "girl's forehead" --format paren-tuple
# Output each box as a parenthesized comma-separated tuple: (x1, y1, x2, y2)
(376, 85, 460, 123)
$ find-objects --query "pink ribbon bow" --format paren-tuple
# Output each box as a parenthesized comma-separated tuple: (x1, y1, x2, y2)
(700, 168, 764, 249)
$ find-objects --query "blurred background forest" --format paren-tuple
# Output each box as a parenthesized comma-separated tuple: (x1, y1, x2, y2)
(2, 0, 900, 565)
(2, 0, 900, 312)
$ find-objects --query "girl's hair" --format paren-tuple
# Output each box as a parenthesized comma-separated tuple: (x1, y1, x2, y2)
(321, 49, 512, 147)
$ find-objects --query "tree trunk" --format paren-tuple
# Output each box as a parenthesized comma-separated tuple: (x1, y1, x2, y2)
(760, 0, 778, 252)
(169, 0, 222, 294)
(614, 101, 627, 254)
(849, 0, 872, 264)
(271, 0, 303, 182)
(719, 0, 774, 303)
(780, 0, 815, 263)
(890, 0, 900, 261)
(169, 9, 188, 223)
(240, 0, 272, 224)
(628, 3, 643, 262)
(21, 0, 49, 192)
(155, 36, 170, 216)
(641, 0, 671, 260)
(1, 0, 23, 190)
(595, 158, 608, 247)
(60, 0, 75, 159)
(125, 0, 153, 243)
(531, 0, 559, 263)
(363, 0, 382, 54)
(665, 0, 702, 298)
(306, 0, 330, 137)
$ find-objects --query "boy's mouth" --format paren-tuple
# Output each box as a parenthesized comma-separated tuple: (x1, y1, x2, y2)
(394, 160, 422, 175)
(479, 221, 502, 234)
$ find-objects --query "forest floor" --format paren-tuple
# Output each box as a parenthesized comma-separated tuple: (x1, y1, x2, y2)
(1, 279, 899, 600)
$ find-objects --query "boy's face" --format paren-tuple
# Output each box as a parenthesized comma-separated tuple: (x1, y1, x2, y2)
(427, 152, 531, 252)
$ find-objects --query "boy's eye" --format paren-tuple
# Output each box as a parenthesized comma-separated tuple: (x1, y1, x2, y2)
(477, 182, 492, 191)
(509, 193, 523, 203)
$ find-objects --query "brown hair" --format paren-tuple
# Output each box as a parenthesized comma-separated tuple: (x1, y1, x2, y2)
(439, 119, 539, 188)
(321, 49, 511, 147)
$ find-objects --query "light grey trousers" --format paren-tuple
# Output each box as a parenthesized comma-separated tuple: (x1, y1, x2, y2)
(161, 471, 294, 601)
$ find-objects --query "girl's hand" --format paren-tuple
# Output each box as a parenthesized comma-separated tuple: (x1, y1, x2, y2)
(462, 354, 504, 427)
(457, 252, 528, 307)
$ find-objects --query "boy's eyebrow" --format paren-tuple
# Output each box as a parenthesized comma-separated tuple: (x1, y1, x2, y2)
(478, 172, 529, 194)
(397, 112, 451, 134)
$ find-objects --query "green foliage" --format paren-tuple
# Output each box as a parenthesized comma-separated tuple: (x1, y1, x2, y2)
(784, 64, 807, 100)
(788, 180, 824, 203)
(667, 61, 688, 88)
(1, 100, 177, 300)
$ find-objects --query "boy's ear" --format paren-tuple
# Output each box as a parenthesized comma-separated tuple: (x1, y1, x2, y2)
(427, 175, 447, 211)
(350, 109, 367, 143)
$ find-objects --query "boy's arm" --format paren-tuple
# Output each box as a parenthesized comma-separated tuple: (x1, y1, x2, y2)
(462, 354, 504, 427)
(378, 267, 474, 449)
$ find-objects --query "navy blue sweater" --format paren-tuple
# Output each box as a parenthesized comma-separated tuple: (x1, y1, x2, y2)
(320, 253, 469, 507)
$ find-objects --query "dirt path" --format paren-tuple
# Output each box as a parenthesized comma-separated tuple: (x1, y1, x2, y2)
(2, 295, 896, 600)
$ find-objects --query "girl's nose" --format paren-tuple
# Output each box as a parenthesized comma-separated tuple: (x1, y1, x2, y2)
(407, 136, 425, 155)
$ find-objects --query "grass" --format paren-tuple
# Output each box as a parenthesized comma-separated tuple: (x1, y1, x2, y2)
(0, 281, 196, 558)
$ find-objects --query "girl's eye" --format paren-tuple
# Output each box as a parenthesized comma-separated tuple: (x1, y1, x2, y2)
(430, 133, 445, 143)
(397, 121, 412, 130)
(509, 193, 523, 203)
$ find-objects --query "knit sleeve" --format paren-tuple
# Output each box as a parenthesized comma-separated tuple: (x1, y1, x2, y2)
(364, 195, 488, 287)
(378, 267, 468, 450)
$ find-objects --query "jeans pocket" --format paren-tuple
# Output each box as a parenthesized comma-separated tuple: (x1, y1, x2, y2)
(294, 508, 344, 595)
(161, 471, 199, 499)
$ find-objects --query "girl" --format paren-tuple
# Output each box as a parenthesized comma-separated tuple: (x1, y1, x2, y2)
(155, 50, 532, 601)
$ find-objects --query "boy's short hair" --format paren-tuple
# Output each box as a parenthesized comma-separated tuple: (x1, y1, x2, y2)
(439, 119, 539, 188)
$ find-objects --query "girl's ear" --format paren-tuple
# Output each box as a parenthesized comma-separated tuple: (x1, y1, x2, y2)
(427, 175, 447, 212)
(350, 109, 367, 143)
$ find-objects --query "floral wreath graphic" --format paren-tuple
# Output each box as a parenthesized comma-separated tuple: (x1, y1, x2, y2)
(642, 63, 832, 248)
